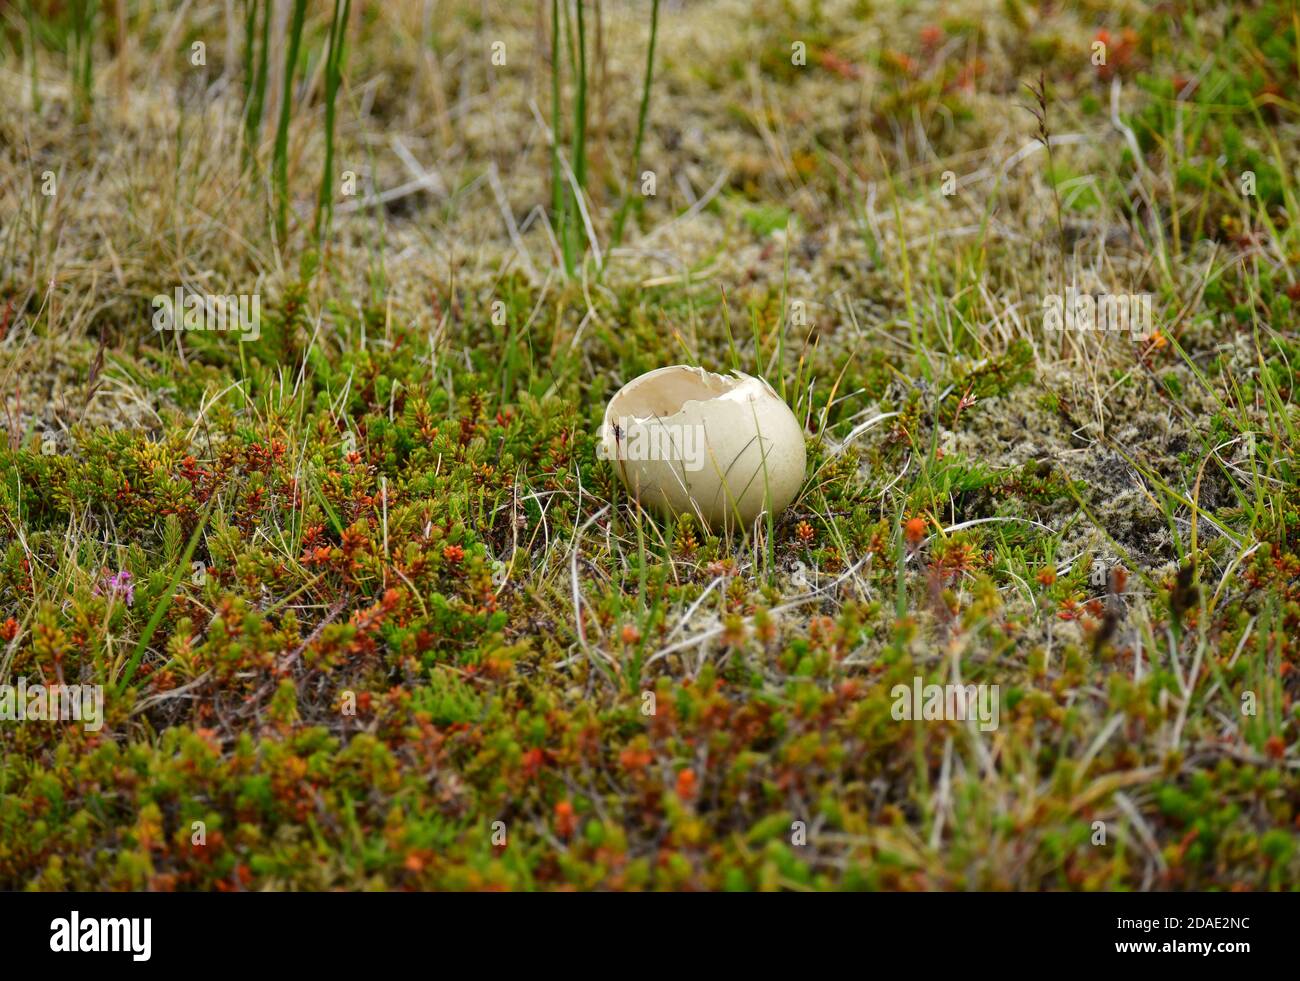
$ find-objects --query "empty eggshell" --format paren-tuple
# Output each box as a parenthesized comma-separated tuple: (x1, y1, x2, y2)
(598, 365, 806, 528)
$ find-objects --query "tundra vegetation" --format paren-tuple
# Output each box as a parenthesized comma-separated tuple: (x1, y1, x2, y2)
(0, 0, 1297, 890)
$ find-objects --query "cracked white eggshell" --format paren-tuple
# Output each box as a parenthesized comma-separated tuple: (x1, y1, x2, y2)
(599, 365, 806, 528)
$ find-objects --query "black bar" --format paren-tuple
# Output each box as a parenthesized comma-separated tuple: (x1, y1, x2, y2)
(0, 891, 1280, 968)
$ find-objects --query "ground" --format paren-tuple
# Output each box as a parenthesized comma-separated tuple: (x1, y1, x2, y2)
(0, 0, 1298, 890)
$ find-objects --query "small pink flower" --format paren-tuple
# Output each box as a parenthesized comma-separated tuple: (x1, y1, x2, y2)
(94, 569, 135, 607)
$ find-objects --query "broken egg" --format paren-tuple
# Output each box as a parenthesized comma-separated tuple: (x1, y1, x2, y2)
(598, 365, 806, 528)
